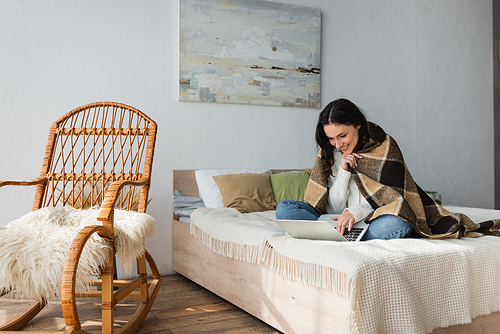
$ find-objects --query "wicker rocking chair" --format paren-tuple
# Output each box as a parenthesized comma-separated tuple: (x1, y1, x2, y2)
(0, 102, 162, 333)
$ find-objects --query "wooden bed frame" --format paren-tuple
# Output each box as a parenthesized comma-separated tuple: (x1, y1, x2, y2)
(172, 170, 500, 334)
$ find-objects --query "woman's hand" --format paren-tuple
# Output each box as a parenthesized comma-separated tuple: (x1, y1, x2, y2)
(332, 210, 355, 235)
(341, 153, 363, 171)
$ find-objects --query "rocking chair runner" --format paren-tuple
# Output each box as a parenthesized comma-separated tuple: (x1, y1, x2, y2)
(0, 102, 162, 333)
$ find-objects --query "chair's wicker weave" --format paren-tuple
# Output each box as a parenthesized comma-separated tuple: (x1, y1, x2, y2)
(36, 102, 155, 212)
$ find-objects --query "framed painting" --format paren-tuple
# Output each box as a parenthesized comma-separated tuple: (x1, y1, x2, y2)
(179, 0, 321, 108)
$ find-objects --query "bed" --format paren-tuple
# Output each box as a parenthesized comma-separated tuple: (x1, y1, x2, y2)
(172, 169, 500, 334)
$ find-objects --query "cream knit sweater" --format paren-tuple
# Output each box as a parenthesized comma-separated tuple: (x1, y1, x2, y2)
(326, 149, 373, 222)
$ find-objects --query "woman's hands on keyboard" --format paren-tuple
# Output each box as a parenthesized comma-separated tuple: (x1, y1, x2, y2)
(331, 210, 355, 235)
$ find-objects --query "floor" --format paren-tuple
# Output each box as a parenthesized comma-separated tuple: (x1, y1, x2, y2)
(0, 274, 282, 334)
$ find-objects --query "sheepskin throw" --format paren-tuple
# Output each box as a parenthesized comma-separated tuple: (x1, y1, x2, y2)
(304, 123, 500, 239)
(0, 206, 157, 300)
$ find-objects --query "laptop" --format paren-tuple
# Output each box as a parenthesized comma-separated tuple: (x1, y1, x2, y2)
(274, 214, 369, 242)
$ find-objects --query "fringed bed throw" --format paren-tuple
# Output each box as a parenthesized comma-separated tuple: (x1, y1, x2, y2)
(190, 207, 279, 264)
(190, 206, 500, 334)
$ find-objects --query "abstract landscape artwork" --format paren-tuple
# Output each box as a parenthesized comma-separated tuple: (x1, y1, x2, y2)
(179, 0, 321, 108)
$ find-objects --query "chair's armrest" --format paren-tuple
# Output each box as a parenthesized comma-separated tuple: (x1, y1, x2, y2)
(97, 177, 150, 221)
(0, 177, 47, 188)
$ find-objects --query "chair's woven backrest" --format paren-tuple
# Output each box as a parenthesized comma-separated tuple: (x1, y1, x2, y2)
(33, 102, 157, 213)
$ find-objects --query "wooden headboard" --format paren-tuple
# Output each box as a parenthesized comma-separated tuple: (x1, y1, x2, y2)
(173, 170, 199, 197)
(173, 169, 305, 198)
(172, 170, 304, 220)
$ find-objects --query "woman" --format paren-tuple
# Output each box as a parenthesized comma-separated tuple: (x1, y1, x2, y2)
(276, 98, 414, 240)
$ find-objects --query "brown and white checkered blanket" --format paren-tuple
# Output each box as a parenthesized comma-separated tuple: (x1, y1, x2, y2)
(304, 123, 500, 239)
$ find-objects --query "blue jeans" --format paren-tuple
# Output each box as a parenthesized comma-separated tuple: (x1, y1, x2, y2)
(276, 200, 320, 220)
(361, 214, 413, 241)
(275, 200, 413, 241)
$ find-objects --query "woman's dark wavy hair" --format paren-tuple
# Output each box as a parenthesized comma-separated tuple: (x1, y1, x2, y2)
(315, 99, 370, 178)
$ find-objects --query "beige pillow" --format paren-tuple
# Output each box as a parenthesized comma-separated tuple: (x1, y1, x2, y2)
(212, 173, 277, 213)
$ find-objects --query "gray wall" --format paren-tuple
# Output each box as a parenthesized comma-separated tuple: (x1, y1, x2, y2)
(0, 0, 493, 275)
(494, 0, 500, 210)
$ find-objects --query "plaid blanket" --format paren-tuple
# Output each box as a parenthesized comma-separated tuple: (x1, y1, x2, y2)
(304, 123, 500, 238)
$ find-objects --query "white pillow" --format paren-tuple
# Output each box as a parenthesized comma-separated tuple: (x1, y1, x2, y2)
(195, 169, 271, 208)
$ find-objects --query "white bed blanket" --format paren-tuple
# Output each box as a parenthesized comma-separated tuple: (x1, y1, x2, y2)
(190, 207, 279, 263)
(190, 206, 500, 334)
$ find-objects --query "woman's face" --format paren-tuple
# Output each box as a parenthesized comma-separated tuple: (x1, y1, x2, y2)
(323, 123, 361, 155)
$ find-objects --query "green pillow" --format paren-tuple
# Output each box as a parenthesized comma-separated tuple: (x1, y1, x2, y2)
(270, 171, 310, 203)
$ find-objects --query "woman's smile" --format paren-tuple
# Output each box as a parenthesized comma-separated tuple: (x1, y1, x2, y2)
(323, 123, 360, 155)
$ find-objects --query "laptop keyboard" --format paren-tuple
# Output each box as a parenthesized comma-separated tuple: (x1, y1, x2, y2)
(336, 227, 364, 241)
